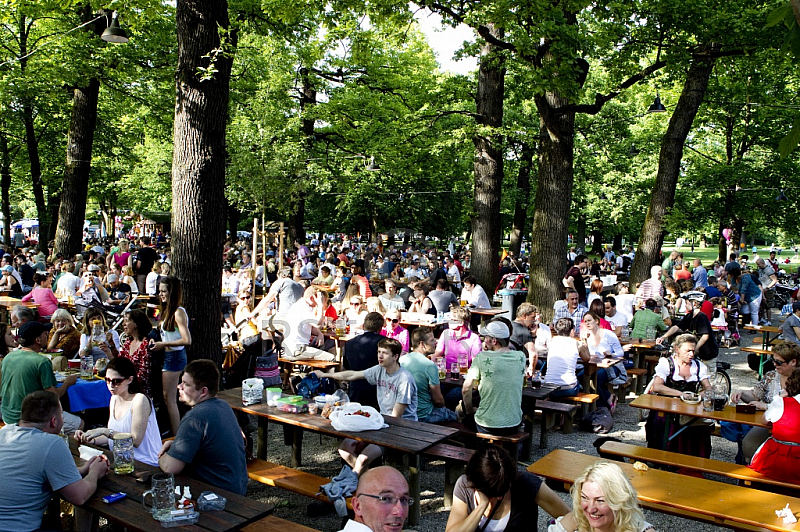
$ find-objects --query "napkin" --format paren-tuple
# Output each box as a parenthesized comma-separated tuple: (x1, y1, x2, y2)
(79, 445, 104, 461)
(776, 504, 797, 524)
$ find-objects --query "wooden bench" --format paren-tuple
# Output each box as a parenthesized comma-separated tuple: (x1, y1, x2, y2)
(530, 400, 577, 450)
(440, 422, 529, 463)
(558, 392, 599, 417)
(599, 441, 800, 495)
(626, 367, 649, 395)
(241, 515, 320, 532)
(247, 459, 352, 510)
(423, 443, 476, 507)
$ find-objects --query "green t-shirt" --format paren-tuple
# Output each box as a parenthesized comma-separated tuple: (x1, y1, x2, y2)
(0, 349, 57, 424)
(399, 351, 439, 420)
(466, 350, 526, 429)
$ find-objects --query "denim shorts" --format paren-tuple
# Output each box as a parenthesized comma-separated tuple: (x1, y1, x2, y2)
(163, 348, 187, 372)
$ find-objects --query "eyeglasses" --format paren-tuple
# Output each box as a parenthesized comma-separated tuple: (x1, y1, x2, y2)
(772, 357, 787, 367)
(105, 377, 126, 386)
(387, 318, 399, 323)
(356, 493, 414, 507)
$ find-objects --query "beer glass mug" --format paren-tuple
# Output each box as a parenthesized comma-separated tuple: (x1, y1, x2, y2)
(458, 353, 468, 375)
(112, 432, 134, 474)
(142, 472, 176, 519)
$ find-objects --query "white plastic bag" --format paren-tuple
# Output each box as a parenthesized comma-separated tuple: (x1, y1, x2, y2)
(329, 403, 387, 432)
(242, 378, 264, 405)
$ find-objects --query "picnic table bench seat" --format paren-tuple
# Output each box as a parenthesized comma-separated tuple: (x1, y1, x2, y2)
(242, 515, 320, 532)
(423, 443, 476, 507)
(556, 391, 599, 417)
(740, 346, 775, 356)
(528, 400, 577, 450)
(247, 458, 352, 510)
(439, 421, 529, 463)
(599, 441, 800, 495)
(626, 367, 649, 395)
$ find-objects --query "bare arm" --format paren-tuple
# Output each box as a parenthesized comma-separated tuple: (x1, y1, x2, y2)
(391, 402, 408, 418)
(656, 325, 680, 344)
(445, 493, 490, 532)
(158, 440, 186, 474)
(535, 483, 571, 519)
(59, 456, 109, 506)
(462, 376, 475, 414)
(429, 384, 446, 408)
(311, 369, 365, 382)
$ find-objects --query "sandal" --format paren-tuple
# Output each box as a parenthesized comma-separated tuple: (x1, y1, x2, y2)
(609, 393, 618, 415)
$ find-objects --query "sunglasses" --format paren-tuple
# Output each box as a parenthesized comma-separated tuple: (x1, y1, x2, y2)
(772, 357, 787, 367)
(387, 318, 399, 323)
(105, 377, 127, 386)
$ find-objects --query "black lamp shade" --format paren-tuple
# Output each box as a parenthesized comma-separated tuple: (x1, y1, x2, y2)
(101, 13, 128, 43)
(648, 94, 666, 113)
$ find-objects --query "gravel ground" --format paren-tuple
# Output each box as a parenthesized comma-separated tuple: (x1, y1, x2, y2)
(240, 336, 768, 532)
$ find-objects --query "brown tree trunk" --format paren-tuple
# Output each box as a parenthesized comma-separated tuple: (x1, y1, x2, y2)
(54, 78, 100, 257)
(288, 68, 315, 247)
(575, 215, 586, 254)
(21, 103, 49, 251)
(171, 0, 234, 363)
(227, 200, 240, 240)
(508, 143, 533, 257)
(612, 234, 622, 252)
(629, 47, 718, 287)
(0, 134, 11, 247)
(470, 23, 505, 292)
(528, 90, 577, 321)
(590, 230, 603, 255)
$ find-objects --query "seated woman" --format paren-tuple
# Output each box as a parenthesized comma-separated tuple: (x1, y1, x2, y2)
(21, 272, 59, 319)
(119, 309, 158, 399)
(381, 308, 409, 354)
(581, 312, 625, 411)
(79, 307, 120, 362)
(47, 309, 81, 359)
(549, 461, 655, 532)
(645, 333, 712, 458)
(365, 296, 386, 316)
(586, 279, 605, 310)
(588, 300, 613, 331)
(409, 284, 436, 315)
(749, 367, 800, 483)
(350, 265, 372, 299)
(730, 343, 799, 463)
(446, 446, 569, 532)
(0, 265, 22, 298)
(345, 295, 367, 327)
(74, 357, 162, 466)
(545, 318, 591, 399)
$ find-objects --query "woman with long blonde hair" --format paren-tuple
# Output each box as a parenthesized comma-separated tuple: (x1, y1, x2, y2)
(549, 461, 654, 532)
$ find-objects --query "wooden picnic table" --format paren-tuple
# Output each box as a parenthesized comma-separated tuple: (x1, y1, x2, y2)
(630, 393, 769, 428)
(744, 324, 783, 377)
(0, 296, 38, 322)
(218, 388, 457, 526)
(531, 449, 800, 532)
(69, 439, 273, 532)
(439, 375, 560, 402)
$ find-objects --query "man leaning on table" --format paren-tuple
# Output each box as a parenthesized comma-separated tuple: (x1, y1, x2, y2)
(1, 321, 84, 432)
(0, 391, 109, 532)
(159, 359, 248, 495)
(339, 466, 411, 532)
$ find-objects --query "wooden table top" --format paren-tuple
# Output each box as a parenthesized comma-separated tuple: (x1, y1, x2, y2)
(440, 375, 560, 400)
(0, 296, 37, 308)
(744, 324, 783, 334)
(70, 440, 273, 532)
(530, 450, 800, 532)
(468, 307, 509, 316)
(219, 389, 457, 454)
(630, 394, 768, 428)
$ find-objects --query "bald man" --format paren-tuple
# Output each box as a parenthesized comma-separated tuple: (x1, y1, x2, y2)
(340, 466, 410, 532)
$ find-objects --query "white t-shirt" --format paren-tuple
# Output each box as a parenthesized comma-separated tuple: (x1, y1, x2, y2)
(606, 311, 630, 330)
(281, 299, 317, 354)
(465, 284, 492, 309)
(534, 322, 552, 351)
(544, 336, 581, 388)
(615, 293, 636, 322)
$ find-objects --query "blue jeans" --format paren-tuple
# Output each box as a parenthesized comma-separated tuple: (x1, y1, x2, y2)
(163, 348, 187, 372)
(421, 406, 457, 423)
(548, 383, 581, 399)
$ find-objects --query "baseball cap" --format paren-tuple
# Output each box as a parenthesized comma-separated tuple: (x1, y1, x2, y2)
(18, 321, 52, 345)
(680, 291, 706, 303)
(0, 265, 11, 273)
(87, 264, 100, 272)
(478, 320, 511, 339)
(107, 274, 119, 282)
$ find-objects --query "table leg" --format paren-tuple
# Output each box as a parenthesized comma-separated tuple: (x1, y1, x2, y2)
(257, 417, 269, 460)
(407, 454, 421, 527)
(291, 427, 303, 468)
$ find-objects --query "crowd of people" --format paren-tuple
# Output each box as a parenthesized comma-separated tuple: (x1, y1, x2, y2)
(0, 228, 797, 531)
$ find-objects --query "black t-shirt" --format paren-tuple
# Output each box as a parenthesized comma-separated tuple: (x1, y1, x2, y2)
(677, 311, 719, 360)
(454, 471, 543, 531)
(343, 331, 382, 409)
(564, 266, 586, 303)
(510, 321, 534, 358)
(109, 282, 132, 302)
(18, 263, 34, 286)
(135, 246, 158, 275)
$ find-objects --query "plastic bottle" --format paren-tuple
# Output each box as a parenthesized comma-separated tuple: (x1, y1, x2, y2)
(91, 318, 105, 347)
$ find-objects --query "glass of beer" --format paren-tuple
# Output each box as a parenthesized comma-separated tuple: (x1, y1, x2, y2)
(460, 298, 467, 307)
(436, 358, 446, 380)
(458, 353, 468, 375)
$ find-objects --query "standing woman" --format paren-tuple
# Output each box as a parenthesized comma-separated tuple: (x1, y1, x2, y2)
(119, 309, 156, 398)
(150, 276, 191, 436)
(581, 312, 625, 411)
(74, 357, 162, 467)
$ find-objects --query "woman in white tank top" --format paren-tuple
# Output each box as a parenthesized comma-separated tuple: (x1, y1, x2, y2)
(151, 276, 192, 437)
(74, 357, 162, 467)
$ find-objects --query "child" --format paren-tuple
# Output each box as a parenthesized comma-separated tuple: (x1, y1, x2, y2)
(710, 297, 730, 347)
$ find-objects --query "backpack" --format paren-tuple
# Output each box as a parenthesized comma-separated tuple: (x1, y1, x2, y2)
(296, 373, 336, 399)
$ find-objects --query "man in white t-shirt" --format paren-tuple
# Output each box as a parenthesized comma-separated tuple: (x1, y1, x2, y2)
(613, 282, 636, 322)
(313, 338, 416, 475)
(444, 257, 461, 289)
(604, 296, 629, 336)
(278, 286, 334, 361)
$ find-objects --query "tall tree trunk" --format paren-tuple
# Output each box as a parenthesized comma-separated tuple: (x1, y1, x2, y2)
(289, 68, 315, 247)
(629, 47, 718, 287)
(227, 200, 240, 240)
(0, 133, 11, 247)
(508, 143, 533, 257)
(612, 234, 622, 252)
(590, 230, 603, 255)
(172, 0, 234, 363)
(470, 23, 505, 292)
(529, 91, 577, 321)
(54, 77, 100, 257)
(575, 214, 586, 255)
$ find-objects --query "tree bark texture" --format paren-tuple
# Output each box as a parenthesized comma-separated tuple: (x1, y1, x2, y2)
(171, 0, 233, 363)
(54, 78, 100, 257)
(289, 69, 316, 247)
(629, 48, 717, 287)
(528, 90, 577, 321)
(227, 200, 240, 241)
(0, 134, 11, 247)
(508, 143, 533, 257)
(470, 23, 505, 292)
